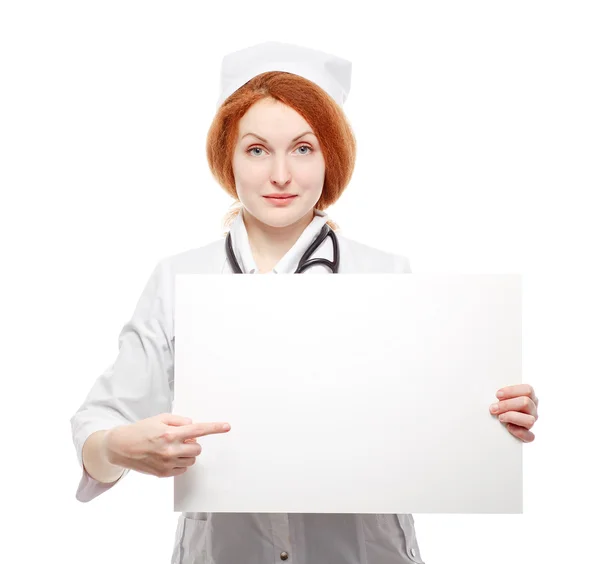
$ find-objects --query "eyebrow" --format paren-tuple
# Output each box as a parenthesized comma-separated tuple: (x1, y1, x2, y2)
(241, 131, 315, 144)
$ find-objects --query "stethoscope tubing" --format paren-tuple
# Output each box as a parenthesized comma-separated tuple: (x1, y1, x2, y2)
(225, 224, 339, 274)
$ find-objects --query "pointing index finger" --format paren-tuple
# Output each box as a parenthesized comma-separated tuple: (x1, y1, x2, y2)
(174, 422, 231, 441)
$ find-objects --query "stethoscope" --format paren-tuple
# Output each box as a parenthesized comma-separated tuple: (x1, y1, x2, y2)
(225, 223, 340, 274)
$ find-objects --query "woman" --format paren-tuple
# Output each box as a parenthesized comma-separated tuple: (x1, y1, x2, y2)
(70, 42, 539, 564)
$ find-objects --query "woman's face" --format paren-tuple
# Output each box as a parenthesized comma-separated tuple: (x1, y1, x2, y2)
(231, 97, 326, 228)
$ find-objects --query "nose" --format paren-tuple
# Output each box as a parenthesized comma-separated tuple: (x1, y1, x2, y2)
(270, 155, 291, 187)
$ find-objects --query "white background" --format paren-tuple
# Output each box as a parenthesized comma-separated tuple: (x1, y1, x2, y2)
(1, 1, 597, 563)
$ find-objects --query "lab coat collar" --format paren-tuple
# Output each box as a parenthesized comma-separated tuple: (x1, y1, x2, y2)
(228, 209, 329, 274)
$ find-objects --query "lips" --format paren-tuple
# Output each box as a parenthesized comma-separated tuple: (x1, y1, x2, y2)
(263, 194, 297, 206)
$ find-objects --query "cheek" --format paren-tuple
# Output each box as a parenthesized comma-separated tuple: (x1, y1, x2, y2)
(233, 157, 267, 188)
(295, 158, 326, 188)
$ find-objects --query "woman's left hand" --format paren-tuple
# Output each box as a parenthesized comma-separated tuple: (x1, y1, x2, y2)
(489, 384, 539, 442)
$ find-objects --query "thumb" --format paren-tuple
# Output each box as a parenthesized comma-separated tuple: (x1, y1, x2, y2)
(160, 413, 193, 426)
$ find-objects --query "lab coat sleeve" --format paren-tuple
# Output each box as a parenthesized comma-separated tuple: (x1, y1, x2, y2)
(70, 258, 174, 503)
(394, 254, 412, 274)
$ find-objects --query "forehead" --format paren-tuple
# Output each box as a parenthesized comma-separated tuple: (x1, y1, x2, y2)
(238, 98, 310, 134)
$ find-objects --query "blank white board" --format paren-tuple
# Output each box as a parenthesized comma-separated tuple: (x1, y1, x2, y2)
(173, 274, 522, 514)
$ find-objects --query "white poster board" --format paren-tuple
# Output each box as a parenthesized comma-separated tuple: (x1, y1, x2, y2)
(173, 274, 522, 514)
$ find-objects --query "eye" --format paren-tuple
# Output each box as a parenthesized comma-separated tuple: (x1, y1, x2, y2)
(247, 146, 265, 156)
(296, 144, 313, 155)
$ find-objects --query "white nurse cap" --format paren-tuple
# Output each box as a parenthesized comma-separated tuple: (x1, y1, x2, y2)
(216, 41, 352, 109)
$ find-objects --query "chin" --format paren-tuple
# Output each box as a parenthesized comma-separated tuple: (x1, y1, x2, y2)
(258, 211, 305, 229)
(245, 203, 315, 229)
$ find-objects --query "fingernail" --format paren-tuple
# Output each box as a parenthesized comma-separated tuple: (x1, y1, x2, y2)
(490, 403, 498, 412)
(223, 424, 230, 430)
(497, 391, 505, 398)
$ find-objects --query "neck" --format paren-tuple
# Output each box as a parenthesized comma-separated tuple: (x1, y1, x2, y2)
(242, 208, 315, 273)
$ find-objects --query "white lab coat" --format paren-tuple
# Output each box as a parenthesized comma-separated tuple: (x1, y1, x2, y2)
(70, 209, 425, 564)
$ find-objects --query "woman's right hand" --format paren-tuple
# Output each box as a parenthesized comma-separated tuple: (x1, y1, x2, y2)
(102, 413, 231, 477)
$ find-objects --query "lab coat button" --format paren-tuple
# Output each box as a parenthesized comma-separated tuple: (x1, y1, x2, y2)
(280, 551, 289, 560)
(411, 548, 416, 557)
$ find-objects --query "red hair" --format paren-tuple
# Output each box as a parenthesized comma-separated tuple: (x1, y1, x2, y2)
(205, 71, 357, 233)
